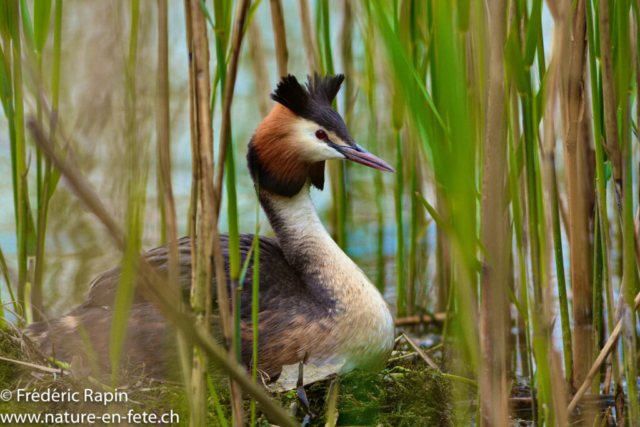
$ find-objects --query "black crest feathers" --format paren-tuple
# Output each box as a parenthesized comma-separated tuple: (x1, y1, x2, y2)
(270, 74, 345, 120)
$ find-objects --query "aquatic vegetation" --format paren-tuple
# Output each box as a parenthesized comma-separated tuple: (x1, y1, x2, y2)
(1, 0, 639, 425)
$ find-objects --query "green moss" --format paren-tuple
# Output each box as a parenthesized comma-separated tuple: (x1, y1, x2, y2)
(0, 333, 20, 389)
(256, 367, 453, 426)
(338, 369, 453, 426)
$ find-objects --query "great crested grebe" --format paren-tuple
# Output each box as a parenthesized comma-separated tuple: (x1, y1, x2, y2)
(28, 74, 395, 387)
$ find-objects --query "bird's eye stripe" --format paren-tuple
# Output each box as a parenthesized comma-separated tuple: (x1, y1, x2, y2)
(315, 130, 327, 140)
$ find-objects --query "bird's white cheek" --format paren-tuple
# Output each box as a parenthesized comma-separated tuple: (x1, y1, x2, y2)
(300, 138, 344, 162)
(317, 145, 345, 161)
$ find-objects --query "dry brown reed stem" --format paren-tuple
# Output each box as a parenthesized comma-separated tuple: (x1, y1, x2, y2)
(400, 332, 439, 371)
(394, 313, 448, 326)
(182, 0, 197, 261)
(562, 0, 592, 390)
(157, 0, 192, 394)
(185, 0, 238, 424)
(340, 0, 354, 120)
(157, 0, 176, 317)
(479, 0, 508, 424)
(269, 0, 288, 77)
(28, 121, 299, 427)
(297, 0, 320, 72)
(247, 20, 271, 117)
(548, 350, 569, 425)
(567, 290, 640, 414)
(182, 9, 200, 414)
(0, 356, 67, 374)
(544, 10, 583, 395)
(597, 0, 622, 184)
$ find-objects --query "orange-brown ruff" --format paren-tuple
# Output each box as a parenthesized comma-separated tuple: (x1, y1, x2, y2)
(27, 74, 395, 380)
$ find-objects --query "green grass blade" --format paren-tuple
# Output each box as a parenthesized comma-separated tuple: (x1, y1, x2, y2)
(33, 0, 52, 53)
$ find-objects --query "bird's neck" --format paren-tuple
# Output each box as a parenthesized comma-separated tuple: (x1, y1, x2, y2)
(259, 183, 340, 269)
(258, 182, 355, 284)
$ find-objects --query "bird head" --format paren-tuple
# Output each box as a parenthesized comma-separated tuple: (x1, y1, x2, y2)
(247, 74, 395, 197)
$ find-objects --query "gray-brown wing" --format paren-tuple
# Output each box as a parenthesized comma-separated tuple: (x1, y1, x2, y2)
(78, 234, 310, 319)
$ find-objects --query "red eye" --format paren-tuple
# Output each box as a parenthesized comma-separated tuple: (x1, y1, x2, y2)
(315, 129, 327, 140)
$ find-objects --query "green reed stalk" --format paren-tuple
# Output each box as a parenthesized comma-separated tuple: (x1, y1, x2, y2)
(0, 26, 15, 327)
(109, 0, 145, 387)
(250, 195, 260, 427)
(636, 4, 639, 163)
(31, 0, 53, 322)
(371, 0, 479, 371)
(211, 0, 240, 301)
(391, 0, 406, 319)
(586, 0, 604, 397)
(211, 0, 241, 297)
(406, 2, 421, 317)
(506, 10, 553, 415)
(361, 4, 385, 292)
(528, 82, 557, 427)
(587, 0, 621, 394)
(591, 208, 604, 395)
(618, 0, 639, 423)
(9, 0, 28, 323)
(0, 247, 17, 315)
(16, 10, 38, 292)
(516, 33, 557, 415)
(0, 247, 7, 326)
(394, 131, 405, 318)
(340, 0, 353, 251)
(212, 0, 252, 423)
(549, 153, 572, 387)
(507, 108, 535, 419)
(206, 373, 228, 427)
(407, 155, 417, 316)
(318, 0, 346, 249)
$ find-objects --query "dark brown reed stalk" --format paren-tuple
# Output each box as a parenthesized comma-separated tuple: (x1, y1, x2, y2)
(28, 121, 298, 427)
(269, 0, 288, 77)
(247, 19, 271, 117)
(479, 0, 508, 424)
(562, 0, 592, 390)
(297, 0, 320, 72)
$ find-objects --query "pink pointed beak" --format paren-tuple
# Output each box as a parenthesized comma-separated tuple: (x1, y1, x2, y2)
(336, 143, 395, 172)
